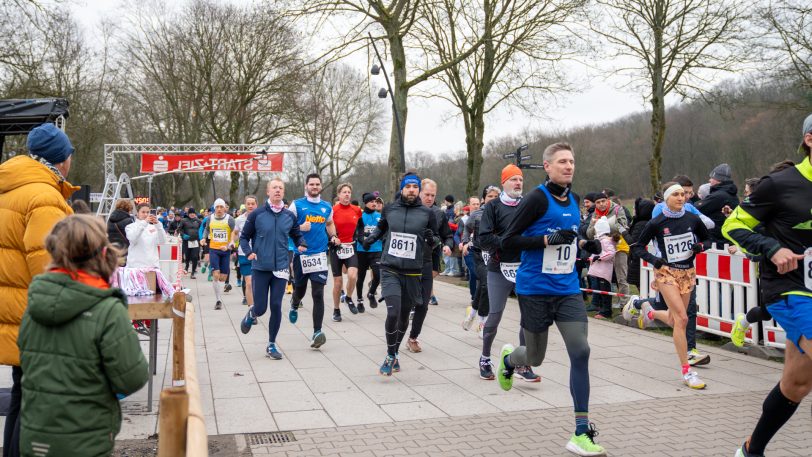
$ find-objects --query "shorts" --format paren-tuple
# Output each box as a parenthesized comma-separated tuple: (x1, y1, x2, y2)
(517, 293, 587, 333)
(767, 294, 812, 354)
(238, 255, 252, 277)
(654, 266, 696, 295)
(330, 247, 358, 277)
(292, 253, 329, 287)
(209, 249, 231, 275)
(380, 268, 423, 306)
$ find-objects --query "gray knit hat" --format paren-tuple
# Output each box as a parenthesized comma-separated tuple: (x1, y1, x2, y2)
(709, 163, 732, 182)
(800, 113, 812, 155)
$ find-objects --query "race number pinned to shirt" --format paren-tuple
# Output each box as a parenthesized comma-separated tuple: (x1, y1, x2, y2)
(273, 269, 290, 280)
(300, 252, 327, 274)
(542, 242, 576, 275)
(388, 232, 418, 259)
(482, 251, 491, 264)
(337, 243, 355, 260)
(187, 240, 199, 248)
(500, 262, 520, 283)
(212, 229, 228, 243)
(664, 232, 694, 263)
(804, 247, 812, 290)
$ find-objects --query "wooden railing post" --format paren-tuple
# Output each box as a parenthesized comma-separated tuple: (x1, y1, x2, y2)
(157, 386, 189, 457)
(171, 292, 187, 386)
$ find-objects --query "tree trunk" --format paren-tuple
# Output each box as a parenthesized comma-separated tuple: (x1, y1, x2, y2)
(465, 110, 486, 197)
(387, 32, 409, 197)
(649, 4, 666, 195)
(190, 174, 202, 211)
(228, 171, 241, 208)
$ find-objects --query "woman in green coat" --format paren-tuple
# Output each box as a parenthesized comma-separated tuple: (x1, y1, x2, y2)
(18, 214, 149, 457)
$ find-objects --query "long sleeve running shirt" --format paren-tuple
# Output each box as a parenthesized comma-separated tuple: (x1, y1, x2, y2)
(631, 212, 710, 270)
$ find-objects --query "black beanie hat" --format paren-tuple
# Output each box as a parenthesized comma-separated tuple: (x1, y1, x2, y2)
(362, 192, 376, 204)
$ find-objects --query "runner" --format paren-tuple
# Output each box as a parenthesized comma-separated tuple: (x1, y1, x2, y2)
(361, 172, 441, 375)
(288, 173, 338, 346)
(233, 196, 258, 306)
(478, 164, 539, 382)
(200, 198, 235, 310)
(239, 179, 307, 360)
(331, 183, 363, 315)
(461, 185, 500, 338)
(178, 209, 201, 278)
(355, 192, 383, 309)
(404, 178, 454, 353)
(723, 114, 812, 457)
(495, 142, 606, 456)
(630, 181, 711, 389)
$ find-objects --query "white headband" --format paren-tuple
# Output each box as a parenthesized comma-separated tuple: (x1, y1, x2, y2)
(663, 184, 683, 201)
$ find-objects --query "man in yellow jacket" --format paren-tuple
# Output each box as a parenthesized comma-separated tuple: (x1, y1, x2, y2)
(0, 122, 77, 457)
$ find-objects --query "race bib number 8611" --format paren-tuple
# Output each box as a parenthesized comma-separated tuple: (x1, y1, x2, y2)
(388, 232, 418, 259)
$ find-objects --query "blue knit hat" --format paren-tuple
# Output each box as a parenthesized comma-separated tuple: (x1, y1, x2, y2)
(27, 123, 74, 164)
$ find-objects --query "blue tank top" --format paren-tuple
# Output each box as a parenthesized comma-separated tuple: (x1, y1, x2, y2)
(356, 211, 382, 253)
(515, 184, 581, 296)
(292, 197, 332, 255)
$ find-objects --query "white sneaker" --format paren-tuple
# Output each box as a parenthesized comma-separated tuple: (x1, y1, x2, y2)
(462, 306, 476, 331)
(621, 295, 640, 322)
(682, 371, 706, 389)
(687, 348, 710, 366)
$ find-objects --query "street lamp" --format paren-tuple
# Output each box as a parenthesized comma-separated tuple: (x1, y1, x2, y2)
(368, 32, 406, 174)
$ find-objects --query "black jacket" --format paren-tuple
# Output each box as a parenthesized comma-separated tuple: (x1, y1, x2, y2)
(107, 209, 134, 249)
(627, 198, 655, 287)
(365, 196, 439, 274)
(478, 199, 521, 272)
(428, 205, 454, 262)
(695, 181, 739, 245)
(178, 217, 201, 242)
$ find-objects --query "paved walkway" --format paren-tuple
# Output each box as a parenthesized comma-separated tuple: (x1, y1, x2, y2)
(3, 273, 810, 455)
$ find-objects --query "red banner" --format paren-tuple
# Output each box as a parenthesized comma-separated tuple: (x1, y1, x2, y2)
(140, 153, 284, 173)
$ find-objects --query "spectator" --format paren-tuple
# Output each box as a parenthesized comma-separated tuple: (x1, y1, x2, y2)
(107, 199, 135, 265)
(695, 163, 739, 247)
(167, 212, 183, 236)
(697, 183, 711, 200)
(18, 215, 149, 457)
(126, 203, 167, 268)
(0, 122, 78, 457)
(443, 194, 455, 221)
(70, 199, 91, 214)
(627, 197, 655, 288)
(587, 217, 617, 319)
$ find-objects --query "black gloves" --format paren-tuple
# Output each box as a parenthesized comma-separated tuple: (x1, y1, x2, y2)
(691, 242, 704, 254)
(423, 229, 440, 249)
(361, 236, 372, 251)
(590, 255, 600, 263)
(546, 229, 577, 246)
(582, 239, 601, 255)
(652, 258, 665, 269)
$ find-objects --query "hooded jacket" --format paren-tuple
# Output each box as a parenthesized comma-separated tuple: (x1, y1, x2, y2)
(365, 195, 439, 274)
(125, 219, 167, 268)
(18, 273, 149, 457)
(178, 216, 202, 242)
(107, 208, 134, 249)
(627, 198, 655, 288)
(695, 181, 740, 245)
(0, 155, 77, 366)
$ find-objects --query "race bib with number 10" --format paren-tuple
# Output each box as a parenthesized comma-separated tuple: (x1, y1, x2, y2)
(542, 242, 576, 275)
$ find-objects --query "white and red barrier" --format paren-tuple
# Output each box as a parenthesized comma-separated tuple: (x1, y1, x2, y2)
(158, 237, 184, 290)
(639, 246, 783, 348)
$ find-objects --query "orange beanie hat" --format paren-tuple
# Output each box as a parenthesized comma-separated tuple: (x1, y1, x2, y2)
(501, 164, 523, 184)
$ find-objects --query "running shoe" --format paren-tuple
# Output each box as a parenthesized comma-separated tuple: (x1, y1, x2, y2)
(462, 306, 476, 331)
(241, 297, 247, 306)
(497, 344, 515, 391)
(240, 307, 256, 334)
(190, 273, 197, 279)
(406, 338, 422, 353)
(340, 290, 346, 304)
(346, 297, 358, 314)
(379, 354, 396, 376)
(429, 295, 438, 306)
(310, 331, 326, 349)
(224, 283, 232, 293)
(393, 354, 400, 373)
(515, 366, 541, 383)
(731, 313, 748, 348)
(638, 301, 654, 329)
(332, 310, 342, 322)
(593, 314, 607, 320)
(266, 343, 283, 360)
(236, 278, 242, 287)
(214, 300, 223, 310)
(207, 271, 213, 281)
(479, 357, 494, 380)
(288, 300, 299, 324)
(201, 264, 206, 273)
(734, 442, 762, 457)
(286, 283, 293, 294)
(688, 348, 710, 366)
(565, 423, 606, 456)
(621, 295, 640, 322)
(357, 301, 366, 314)
(367, 292, 377, 308)
(682, 370, 706, 389)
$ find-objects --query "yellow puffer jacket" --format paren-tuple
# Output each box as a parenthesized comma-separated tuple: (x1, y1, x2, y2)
(0, 155, 76, 366)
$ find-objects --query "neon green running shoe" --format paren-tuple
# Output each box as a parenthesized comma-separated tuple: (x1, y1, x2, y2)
(497, 344, 515, 391)
(731, 313, 748, 348)
(565, 424, 606, 456)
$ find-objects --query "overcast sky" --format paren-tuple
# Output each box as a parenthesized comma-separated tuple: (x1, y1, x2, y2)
(72, 0, 649, 158)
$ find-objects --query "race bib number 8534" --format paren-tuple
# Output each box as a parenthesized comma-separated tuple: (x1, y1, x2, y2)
(300, 252, 327, 274)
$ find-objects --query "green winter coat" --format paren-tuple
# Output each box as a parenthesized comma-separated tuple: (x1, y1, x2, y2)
(18, 273, 149, 457)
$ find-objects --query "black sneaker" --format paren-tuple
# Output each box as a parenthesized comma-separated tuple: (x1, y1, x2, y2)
(214, 300, 223, 310)
(346, 297, 358, 314)
(190, 273, 197, 279)
(332, 310, 342, 322)
(224, 283, 232, 293)
(367, 292, 377, 308)
(479, 357, 494, 380)
(357, 301, 366, 314)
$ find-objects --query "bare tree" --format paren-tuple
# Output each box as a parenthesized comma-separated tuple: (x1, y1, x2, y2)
(293, 0, 485, 193)
(593, 0, 750, 193)
(418, 0, 585, 196)
(291, 63, 383, 197)
(761, 0, 812, 90)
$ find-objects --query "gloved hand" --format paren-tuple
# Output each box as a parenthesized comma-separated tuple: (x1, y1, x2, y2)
(691, 242, 704, 254)
(652, 257, 665, 269)
(361, 236, 372, 251)
(590, 255, 600, 263)
(545, 229, 577, 246)
(422, 229, 441, 249)
(582, 239, 601, 255)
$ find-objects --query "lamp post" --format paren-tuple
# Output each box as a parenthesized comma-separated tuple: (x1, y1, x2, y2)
(369, 32, 406, 174)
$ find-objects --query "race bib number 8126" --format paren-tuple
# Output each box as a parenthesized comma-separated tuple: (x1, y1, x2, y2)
(805, 247, 812, 290)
